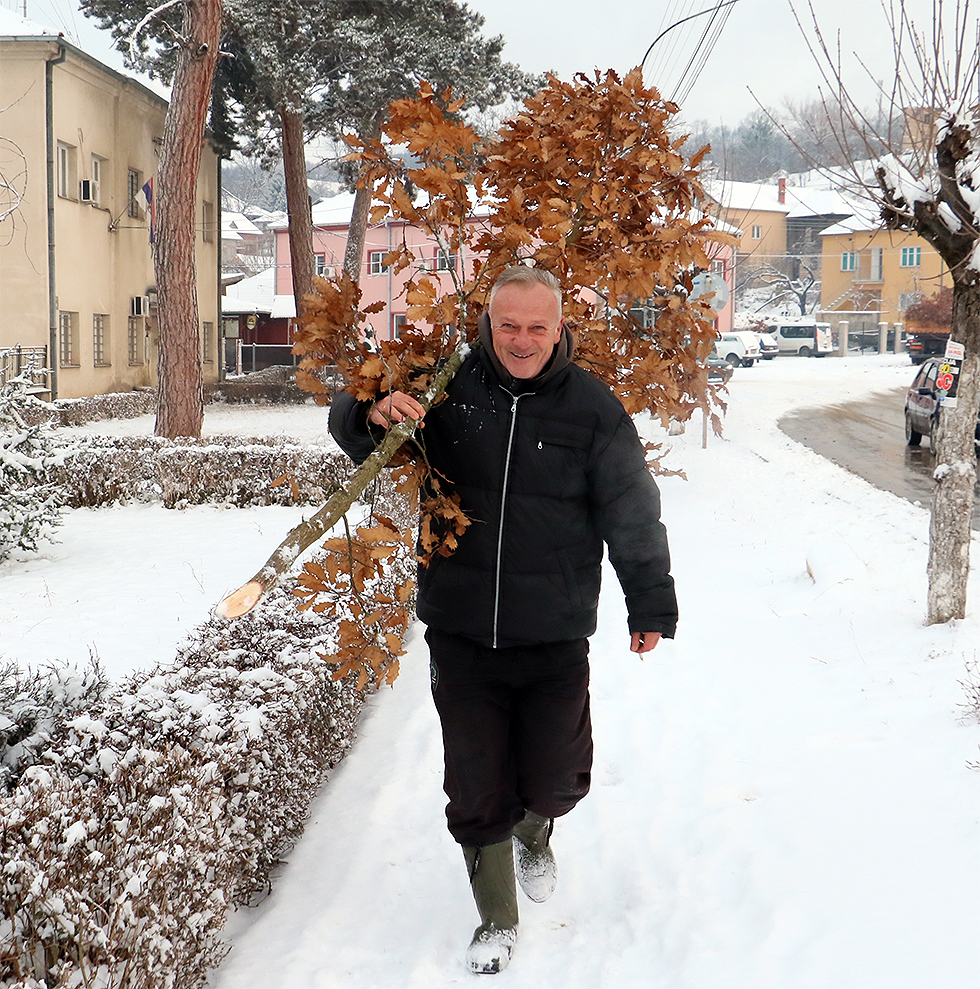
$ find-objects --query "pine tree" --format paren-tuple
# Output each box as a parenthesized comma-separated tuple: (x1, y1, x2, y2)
(0, 378, 64, 562)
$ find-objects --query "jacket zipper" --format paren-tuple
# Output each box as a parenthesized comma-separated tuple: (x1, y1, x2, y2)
(492, 391, 524, 648)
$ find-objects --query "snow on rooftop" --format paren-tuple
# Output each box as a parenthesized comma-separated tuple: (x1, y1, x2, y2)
(0, 6, 60, 37)
(223, 212, 264, 237)
(222, 267, 275, 314)
(706, 179, 790, 214)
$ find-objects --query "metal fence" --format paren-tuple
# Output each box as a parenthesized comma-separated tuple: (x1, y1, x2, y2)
(0, 346, 50, 393)
(226, 341, 300, 376)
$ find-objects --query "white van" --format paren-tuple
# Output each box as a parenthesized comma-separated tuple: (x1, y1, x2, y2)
(715, 331, 762, 367)
(765, 320, 834, 357)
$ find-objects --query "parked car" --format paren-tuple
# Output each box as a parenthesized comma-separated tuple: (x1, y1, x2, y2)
(753, 329, 779, 360)
(716, 331, 761, 367)
(765, 320, 835, 357)
(904, 357, 980, 451)
(706, 352, 735, 384)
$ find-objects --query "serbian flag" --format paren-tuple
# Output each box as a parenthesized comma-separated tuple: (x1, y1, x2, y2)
(137, 177, 155, 244)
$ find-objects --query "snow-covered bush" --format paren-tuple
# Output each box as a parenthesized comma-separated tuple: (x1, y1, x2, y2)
(0, 376, 68, 562)
(0, 660, 107, 791)
(0, 584, 364, 989)
(53, 390, 157, 427)
(49, 436, 352, 509)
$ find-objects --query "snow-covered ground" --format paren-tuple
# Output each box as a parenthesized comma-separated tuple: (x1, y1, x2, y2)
(3, 356, 978, 987)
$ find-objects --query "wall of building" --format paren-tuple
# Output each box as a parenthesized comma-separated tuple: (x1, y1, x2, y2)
(0, 38, 220, 400)
(276, 214, 735, 340)
(723, 206, 787, 267)
(820, 227, 947, 322)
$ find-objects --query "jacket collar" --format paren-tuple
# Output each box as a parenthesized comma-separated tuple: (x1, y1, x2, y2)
(477, 310, 574, 394)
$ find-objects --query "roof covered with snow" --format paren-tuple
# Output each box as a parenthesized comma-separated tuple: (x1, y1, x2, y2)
(0, 6, 61, 37)
(705, 180, 790, 214)
(221, 267, 298, 318)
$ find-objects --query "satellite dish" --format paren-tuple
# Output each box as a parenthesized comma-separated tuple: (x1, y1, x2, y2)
(691, 272, 730, 312)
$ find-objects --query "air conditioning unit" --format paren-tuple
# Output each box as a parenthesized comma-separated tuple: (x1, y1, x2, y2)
(130, 295, 150, 317)
(79, 180, 96, 202)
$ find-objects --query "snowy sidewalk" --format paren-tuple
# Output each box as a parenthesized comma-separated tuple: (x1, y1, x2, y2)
(3, 359, 976, 987)
(205, 358, 980, 989)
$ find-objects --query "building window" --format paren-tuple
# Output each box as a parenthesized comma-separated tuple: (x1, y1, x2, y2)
(88, 155, 105, 204)
(751, 224, 762, 240)
(711, 259, 726, 277)
(841, 251, 856, 271)
(93, 314, 110, 366)
(314, 253, 335, 277)
(393, 314, 407, 338)
(901, 246, 921, 267)
(57, 142, 76, 199)
(58, 311, 79, 367)
(127, 169, 143, 219)
(869, 246, 884, 281)
(202, 200, 215, 243)
(436, 248, 456, 272)
(128, 316, 145, 365)
(202, 321, 214, 363)
(369, 251, 388, 275)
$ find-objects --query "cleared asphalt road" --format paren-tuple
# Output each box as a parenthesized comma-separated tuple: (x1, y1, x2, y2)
(778, 386, 980, 528)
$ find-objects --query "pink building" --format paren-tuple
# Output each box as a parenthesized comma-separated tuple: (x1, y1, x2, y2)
(273, 193, 480, 342)
(271, 192, 736, 343)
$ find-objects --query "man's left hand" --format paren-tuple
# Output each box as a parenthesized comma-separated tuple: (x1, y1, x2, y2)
(630, 632, 661, 654)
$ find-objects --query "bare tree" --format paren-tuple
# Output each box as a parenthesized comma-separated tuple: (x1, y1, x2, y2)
(741, 256, 818, 314)
(793, 0, 980, 622)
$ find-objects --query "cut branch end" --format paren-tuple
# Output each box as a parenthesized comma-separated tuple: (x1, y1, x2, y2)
(215, 580, 265, 619)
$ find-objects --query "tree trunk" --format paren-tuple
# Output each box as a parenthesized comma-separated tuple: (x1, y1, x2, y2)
(343, 112, 385, 284)
(154, 0, 222, 439)
(281, 100, 315, 317)
(927, 278, 980, 623)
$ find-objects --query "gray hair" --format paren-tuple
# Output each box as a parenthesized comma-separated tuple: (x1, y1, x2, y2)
(488, 266, 562, 314)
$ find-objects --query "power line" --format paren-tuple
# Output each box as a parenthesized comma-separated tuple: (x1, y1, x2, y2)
(641, 0, 740, 108)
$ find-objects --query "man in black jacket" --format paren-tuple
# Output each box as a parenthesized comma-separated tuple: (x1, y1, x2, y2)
(329, 266, 677, 974)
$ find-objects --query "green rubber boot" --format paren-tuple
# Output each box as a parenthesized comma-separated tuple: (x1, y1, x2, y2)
(512, 811, 557, 903)
(462, 841, 519, 975)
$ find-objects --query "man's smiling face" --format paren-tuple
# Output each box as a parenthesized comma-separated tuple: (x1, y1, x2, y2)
(489, 282, 564, 380)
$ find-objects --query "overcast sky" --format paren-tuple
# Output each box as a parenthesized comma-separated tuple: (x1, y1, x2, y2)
(14, 0, 944, 125)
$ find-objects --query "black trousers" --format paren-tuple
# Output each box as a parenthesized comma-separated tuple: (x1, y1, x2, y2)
(426, 627, 593, 847)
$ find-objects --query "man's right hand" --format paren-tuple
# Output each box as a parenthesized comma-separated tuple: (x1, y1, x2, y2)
(368, 391, 426, 428)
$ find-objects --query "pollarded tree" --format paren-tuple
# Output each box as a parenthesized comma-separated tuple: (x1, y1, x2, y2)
(796, 0, 980, 622)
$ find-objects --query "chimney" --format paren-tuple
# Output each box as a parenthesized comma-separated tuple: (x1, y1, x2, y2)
(778, 177, 786, 204)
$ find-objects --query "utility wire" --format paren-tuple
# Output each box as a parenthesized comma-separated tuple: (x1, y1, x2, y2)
(641, 0, 740, 108)
(671, 1, 737, 106)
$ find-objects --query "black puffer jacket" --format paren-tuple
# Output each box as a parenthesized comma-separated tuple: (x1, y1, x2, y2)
(329, 321, 677, 648)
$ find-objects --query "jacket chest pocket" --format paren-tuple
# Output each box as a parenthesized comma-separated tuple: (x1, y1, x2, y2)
(526, 430, 591, 497)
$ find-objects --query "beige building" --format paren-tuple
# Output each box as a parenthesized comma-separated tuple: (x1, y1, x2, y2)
(706, 179, 789, 270)
(0, 10, 220, 399)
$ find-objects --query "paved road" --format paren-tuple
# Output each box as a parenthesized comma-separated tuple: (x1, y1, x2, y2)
(778, 386, 980, 528)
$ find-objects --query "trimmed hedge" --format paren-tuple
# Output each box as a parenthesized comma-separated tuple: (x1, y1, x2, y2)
(1, 585, 365, 989)
(0, 430, 414, 988)
(50, 436, 352, 509)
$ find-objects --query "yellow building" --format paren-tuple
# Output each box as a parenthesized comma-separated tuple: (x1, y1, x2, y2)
(706, 179, 788, 271)
(0, 10, 220, 399)
(818, 215, 947, 335)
